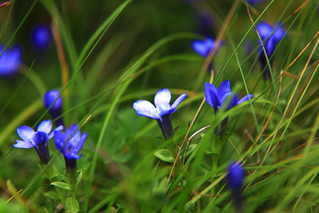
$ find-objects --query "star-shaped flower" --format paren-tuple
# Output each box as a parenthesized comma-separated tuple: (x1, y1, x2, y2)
(54, 124, 87, 160)
(133, 88, 187, 139)
(13, 120, 63, 164)
(205, 80, 253, 111)
(133, 88, 187, 121)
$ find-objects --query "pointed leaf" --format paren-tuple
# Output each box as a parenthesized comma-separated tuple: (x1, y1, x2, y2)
(154, 149, 174, 163)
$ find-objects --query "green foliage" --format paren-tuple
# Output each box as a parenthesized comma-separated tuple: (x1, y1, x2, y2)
(1, 0, 319, 212)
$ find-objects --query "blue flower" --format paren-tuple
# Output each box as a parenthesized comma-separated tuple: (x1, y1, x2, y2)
(43, 89, 64, 126)
(0, 44, 23, 77)
(30, 24, 52, 51)
(13, 120, 63, 164)
(256, 22, 285, 79)
(54, 124, 87, 173)
(133, 88, 187, 139)
(205, 80, 253, 112)
(191, 36, 219, 58)
(227, 162, 245, 211)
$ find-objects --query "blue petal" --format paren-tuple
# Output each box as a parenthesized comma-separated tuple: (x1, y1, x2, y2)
(65, 124, 80, 144)
(227, 93, 239, 110)
(133, 100, 158, 119)
(37, 120, 52, 134)
(17, 126, 34, 141)
(238, 94, 254, 104)
(13, 140, 35, 149)
(75, 132, 87, 153)
(154, 88, 171, 108)
(217, 80, 231, 100)
(66, 152, 82, 160)
(54, 130, 65, 150)
(0, 44, 23, 77)
(171, 92, 187, 109)
(204, 82, 220, 110)
(31, 24, 52, 50)
(48, 125, 64, 139)
(272, 24, 285, 43)
(191, 37, 215, 58)
(256, 22, 273, 40)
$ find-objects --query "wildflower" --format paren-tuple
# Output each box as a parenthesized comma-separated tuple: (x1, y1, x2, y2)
(133, 88, 187, 139)
(54, 124, 87, 173)
(0, 44, 23, 77)
(191, 36, 219, 58)
(256, 22, 285, 80)
(30, 24, 52, 51)
(13, 120, 63, 164)
(204, 80, 253, 112)
(43, 89, 64, 127)
(227, 162, 245, 211)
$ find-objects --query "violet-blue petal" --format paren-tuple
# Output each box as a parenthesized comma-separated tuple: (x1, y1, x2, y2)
(154, 88, 171, 108)
(272, 24, 285, 42)
(32, 132, 49, 145)
(205, 82, 220, 110)
(238, 94, 254, 104)
(54, 130, 65, 150)
(17, 126, 34, 141)
(227, 93, 239, 110)
(217, 80, 231, 99)
(31, 24, 52, 50)
(0, 44, 23, 77)
(191, 37, 215, 58)
(171, 92, 187, 109)
(75, 132, 87, 153)
(13, 140, 35, 149)
(37, 120, 52, 134)
(256, 22, 273, 40)
(133, 100, 158, 119)
(65, 124, 80, 144)
(48, 125, 64, 139)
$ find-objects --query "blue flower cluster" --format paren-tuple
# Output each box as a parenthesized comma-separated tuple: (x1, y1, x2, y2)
(13, 89, 87, 173)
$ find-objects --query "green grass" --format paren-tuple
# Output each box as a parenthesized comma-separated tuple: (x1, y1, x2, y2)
(1, 0, 319, 212)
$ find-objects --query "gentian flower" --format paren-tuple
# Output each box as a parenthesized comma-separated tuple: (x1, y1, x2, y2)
(43, 89, 64, 127)
(227, 162, 245, 211)
(30, 24, 52, 51)
(0, 44, 23, 77)
(13, 120, 63, 164)
(54, 124, 87, 173)
(133, 89, 187, 140)
(256, 22, 285, 80)
(205, 80, 253, 112)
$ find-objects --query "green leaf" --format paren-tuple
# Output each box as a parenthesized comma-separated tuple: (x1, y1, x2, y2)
(154, 149, 174, 163)
(50, 181, 70, 191)
(44, 191, 59, 200)
(66, 197, 80, 213)
(76, 170, 83, 187)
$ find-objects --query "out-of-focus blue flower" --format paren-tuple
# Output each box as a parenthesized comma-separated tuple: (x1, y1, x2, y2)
(30, 24, 52, 51)
(13, 120, 63, 164)
(191, 36, 221, 58)
(227, 162, 245, 211)
(54, 124, 87, 173)
(205, 80, 253, 112)
(133, 89, 187, 139)
(43, 89, 64, 127)
(0, 44, 23, 77)
(256, 22, 285, 79)
(246, 0, 265, 4)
